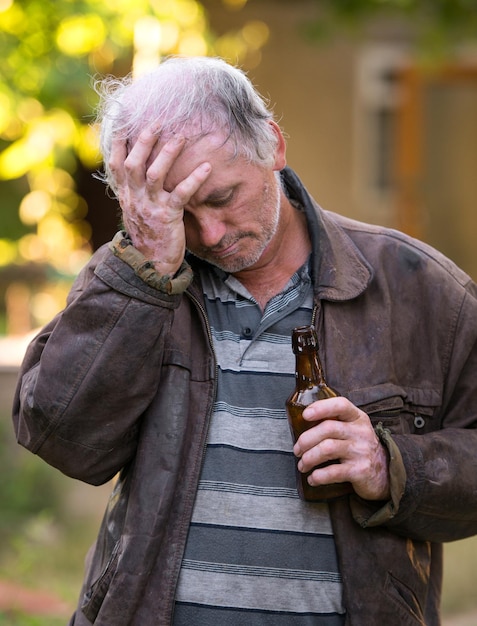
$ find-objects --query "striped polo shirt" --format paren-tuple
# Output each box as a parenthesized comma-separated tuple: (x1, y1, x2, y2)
(173, 260, 345, 625)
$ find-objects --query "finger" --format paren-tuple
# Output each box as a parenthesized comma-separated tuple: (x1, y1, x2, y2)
(108, 136, 129, 188)
(123, 127, 175, 187)
(144, 134, 187, 188)
(302, 397, 362, 424)
(307, 461, 350, 488)
(167, 162, 212, 208)
(294, 416, 348, 456)
(297, 435, 347, 471)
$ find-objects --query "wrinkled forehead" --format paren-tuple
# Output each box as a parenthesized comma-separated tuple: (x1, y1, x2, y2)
(163, 131, 245, 193)
(180, 129, 236, 163)
(124, 115, 233, 154)
(140, 126, 238, 165)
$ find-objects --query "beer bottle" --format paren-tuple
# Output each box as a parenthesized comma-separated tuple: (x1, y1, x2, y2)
(286, 325, 353, 501)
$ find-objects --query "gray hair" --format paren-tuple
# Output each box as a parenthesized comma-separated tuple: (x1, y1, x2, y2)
(95, 56, 279, 194)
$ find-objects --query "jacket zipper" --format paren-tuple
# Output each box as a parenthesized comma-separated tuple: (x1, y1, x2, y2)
(186, 287, 219, 456)
(311, 301, 318, 327)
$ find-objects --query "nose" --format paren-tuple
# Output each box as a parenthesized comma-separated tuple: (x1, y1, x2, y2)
(193, 212, 227, 249)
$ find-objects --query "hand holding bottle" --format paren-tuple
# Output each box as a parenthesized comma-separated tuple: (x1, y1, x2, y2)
(293, 397, 391, 502)
(286, 325, 390, 502)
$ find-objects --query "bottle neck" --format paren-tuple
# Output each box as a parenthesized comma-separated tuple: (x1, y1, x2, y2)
(294, 351, 326, 390)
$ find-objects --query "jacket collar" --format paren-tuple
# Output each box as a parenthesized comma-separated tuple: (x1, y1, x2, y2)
(281, 167, 373, 302)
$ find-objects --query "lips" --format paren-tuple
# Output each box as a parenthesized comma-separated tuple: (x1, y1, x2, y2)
(207, 236, 244, 259)
(212, 243, 238, 258)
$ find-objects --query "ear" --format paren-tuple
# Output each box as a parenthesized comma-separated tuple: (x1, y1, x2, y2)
(269, 120, 287, 171)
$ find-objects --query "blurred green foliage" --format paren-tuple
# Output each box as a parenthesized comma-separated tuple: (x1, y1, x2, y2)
(0, 614, 66, 625)
(0, 417, 61, 544)
(0, 411, 101, 622)
(0, 0, 270, 330)
(0, 0, 215, 274)
(306, 0, 477, 51)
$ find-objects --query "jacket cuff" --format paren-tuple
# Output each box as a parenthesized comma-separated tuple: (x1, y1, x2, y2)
(349, 422, 407, 527)
(109, 231, 193, 295)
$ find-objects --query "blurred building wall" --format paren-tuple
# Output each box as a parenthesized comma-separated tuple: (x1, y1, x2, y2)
(204, 0, 477, 279)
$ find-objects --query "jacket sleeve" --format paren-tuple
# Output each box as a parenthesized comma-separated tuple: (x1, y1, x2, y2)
(12, 242, 190, 486)
(351, 282, 477, 543)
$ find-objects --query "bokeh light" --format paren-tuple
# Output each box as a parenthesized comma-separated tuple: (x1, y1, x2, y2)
(0, 0, 270, 334)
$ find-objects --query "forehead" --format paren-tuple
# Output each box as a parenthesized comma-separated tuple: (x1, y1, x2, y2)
(164, 131, 241, 189)
(182, 130, 235, 162)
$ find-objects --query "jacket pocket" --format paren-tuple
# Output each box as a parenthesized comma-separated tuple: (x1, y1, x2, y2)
(81, 538, 122, 623)
(384, 571, 426, 625)
(347, 383, 441, 435)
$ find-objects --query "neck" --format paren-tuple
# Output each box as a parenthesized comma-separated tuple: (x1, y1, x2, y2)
(233, 198, 311, 310)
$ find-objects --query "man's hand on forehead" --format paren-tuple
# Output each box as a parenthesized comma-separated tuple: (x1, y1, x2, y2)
(108, 127, 211, 276)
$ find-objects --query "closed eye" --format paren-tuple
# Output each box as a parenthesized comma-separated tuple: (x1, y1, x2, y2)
(204, 187, 236, 208)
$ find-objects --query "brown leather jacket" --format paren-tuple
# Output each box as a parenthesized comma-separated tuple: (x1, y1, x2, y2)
(13, 168, 477, 625)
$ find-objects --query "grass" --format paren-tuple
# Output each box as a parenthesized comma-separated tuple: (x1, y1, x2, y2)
(0, 614, 67, 626)
(0, 510, 95, 604)
(443, 535, 477, 616)
(0, 502, 99, 626)
(0, 414, 104, 625)
(0, 513, 93, 625)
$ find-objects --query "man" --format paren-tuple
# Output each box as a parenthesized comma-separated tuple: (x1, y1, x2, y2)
(12, 56, 477, 625)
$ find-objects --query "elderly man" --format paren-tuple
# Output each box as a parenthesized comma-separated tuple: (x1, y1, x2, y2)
(13, 56, 477, 625)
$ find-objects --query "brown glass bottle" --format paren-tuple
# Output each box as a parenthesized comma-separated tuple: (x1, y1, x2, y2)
(286, 325, 353, 502)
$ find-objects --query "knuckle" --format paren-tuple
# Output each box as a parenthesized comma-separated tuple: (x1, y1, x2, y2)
(335, 396, 350, 412)
(161, 141, 176, 156)
(145, 170, 160, 185)
(137, 128, 154, 145)
(167, 189, 186, 208)
(123, 157, 137, 175)
(108, 155, 121, 174)
(174, 177, 195, 197)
